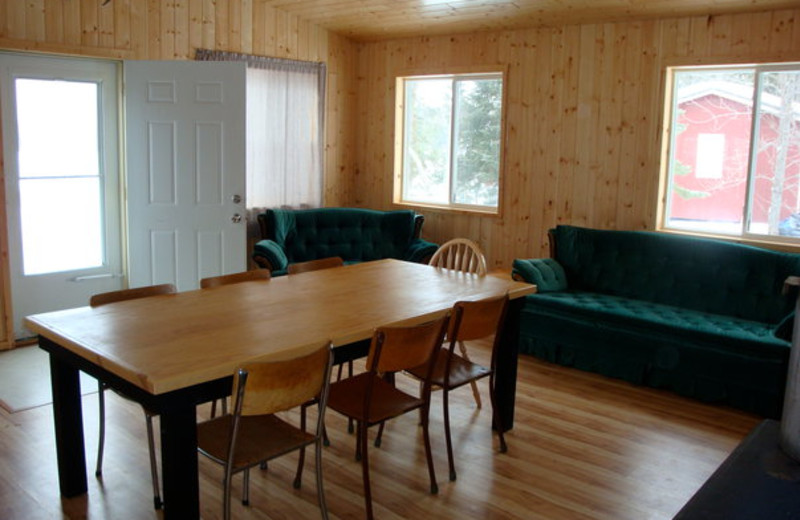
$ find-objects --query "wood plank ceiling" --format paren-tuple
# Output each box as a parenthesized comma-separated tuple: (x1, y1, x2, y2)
(263, 0, 800, 41)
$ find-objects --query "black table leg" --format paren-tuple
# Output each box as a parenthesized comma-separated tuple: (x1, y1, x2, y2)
(47, 342, 88, 497)
(494, 297, 523, 432)
(159, 399, 200, 518)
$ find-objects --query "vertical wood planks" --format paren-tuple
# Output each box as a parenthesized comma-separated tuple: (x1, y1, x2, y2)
(352, 8, 800, 268)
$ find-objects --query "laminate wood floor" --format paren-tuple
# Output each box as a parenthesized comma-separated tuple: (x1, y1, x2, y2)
(0, 342, 760, 519)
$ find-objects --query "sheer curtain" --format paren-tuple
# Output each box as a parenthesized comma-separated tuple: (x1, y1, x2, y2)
(245, 63, 324, 209)
(195, 49, 326, 240)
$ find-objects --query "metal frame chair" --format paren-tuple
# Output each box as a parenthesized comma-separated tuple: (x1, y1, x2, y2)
(197, 342, 333, 520)
(326, 315, 449, 520)
(90, 283, 177, 510)
(286, 256, 356, 435)
(199, 270, 272, 417)
(406, 294, 510, 481)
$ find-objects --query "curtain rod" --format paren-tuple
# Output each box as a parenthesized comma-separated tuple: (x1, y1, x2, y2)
(194, 49, 325, 74)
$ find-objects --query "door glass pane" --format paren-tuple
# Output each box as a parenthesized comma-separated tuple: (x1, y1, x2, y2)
(747, 70, 800, 237)
(16, 79, 100, 178)
(14, 78, 104, 275)
(19, 177, 103, 275)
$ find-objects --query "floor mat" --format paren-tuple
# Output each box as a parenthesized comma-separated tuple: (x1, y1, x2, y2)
(0, 345, 96, 413)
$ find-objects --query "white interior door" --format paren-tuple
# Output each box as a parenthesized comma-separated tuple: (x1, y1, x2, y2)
(0, 53, 124, 340)
(124, 61, 247, 291)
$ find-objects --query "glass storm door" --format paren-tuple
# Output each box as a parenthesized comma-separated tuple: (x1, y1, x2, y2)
(0, 53, 123, 340)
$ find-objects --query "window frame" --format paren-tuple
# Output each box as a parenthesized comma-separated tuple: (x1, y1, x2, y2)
(658, 61, 800, 248)
(393, 67, 507, 216)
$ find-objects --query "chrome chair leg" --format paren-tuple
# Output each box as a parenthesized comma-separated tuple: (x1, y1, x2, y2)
(144, 411, 163, 509)
(315, 437, 330, 520)
(95, 380, 106, 477)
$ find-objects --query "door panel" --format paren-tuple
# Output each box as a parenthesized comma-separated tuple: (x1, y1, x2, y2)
(124, 61, 247, 291)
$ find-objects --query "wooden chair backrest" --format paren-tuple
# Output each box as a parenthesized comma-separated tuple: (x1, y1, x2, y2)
(449, 294, 509, 342)
(366, 315, 449, 374)
(233, 342, 333, 417)
(287, 256, 344, 275)
(200, 270, 271, 289)
(90, 284, 177, 307)
(429, 238, 488, 276)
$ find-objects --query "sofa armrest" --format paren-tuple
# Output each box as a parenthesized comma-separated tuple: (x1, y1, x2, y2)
(403, 238, 439, 264)
(252, 239, 289, 272)
(512, 258, 568, 292)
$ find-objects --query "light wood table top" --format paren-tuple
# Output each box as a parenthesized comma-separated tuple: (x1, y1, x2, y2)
(25, 259, 535, 395)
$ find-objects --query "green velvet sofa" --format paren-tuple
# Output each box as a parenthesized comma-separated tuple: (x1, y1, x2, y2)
(512, 225, 800, 418)
(252, 207, 438, 276)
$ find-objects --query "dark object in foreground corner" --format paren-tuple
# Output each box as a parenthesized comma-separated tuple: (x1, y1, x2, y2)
(674, 419, 800, 519)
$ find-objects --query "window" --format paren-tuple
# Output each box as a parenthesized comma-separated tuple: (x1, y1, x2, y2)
(695, 133, 725, 179)
(661, 63, 800, 240)
(395, 72, 504, 213)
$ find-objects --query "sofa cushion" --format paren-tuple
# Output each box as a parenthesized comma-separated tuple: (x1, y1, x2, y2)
(512, 258, 568, 292)
(551, 225, 800, 324)
(523, 291, 789, 358)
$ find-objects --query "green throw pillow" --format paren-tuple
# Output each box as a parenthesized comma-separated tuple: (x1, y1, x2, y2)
(512, 258, 568, 292)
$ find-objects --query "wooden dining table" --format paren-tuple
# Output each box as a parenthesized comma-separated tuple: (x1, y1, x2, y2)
(25, 258, 535, 518)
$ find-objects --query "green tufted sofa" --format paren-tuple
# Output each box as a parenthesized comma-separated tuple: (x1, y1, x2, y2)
(512, 225, 800, 418)
(252, 207, 438, 276)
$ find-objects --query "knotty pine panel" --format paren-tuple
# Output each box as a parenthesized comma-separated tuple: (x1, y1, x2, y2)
(352, 8, 800, 270)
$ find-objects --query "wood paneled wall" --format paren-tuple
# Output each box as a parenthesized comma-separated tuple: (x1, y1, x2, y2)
(352, 9, 800, 269)
(0, 0, 359, 348)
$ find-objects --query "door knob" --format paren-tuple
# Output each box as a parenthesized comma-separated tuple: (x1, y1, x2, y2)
(231, 213, 242, 223)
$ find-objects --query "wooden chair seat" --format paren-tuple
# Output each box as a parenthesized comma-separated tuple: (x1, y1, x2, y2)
(326, 373, 424, 425)
(408, 350, 491, 390)
(197, 414, 316, 469)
